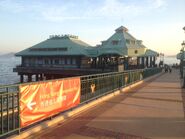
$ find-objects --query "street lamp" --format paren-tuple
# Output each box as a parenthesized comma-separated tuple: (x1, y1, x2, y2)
(181, 41, 185, 87)
(181, 42, 185, 70)
(181, 26, 185, 87)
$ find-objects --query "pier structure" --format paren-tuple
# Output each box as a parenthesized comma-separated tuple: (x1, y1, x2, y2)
(31, 69, 185, 139)
(13, 26, 158, 83)
(4, 68, 185, 139)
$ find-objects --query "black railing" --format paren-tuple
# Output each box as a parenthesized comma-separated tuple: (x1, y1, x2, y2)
(0, 85, 20, 138)
(80, 71, 139, 102)
(0, 67, 162, 138)
(80, 68, 162, 103)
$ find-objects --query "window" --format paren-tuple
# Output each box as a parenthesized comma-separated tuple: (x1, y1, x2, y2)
(24, 58, 29, 66)
(135, 50, 138, 54)
(45, 59, 49, 65)
(72, 58, 76, 65)
(112, 40, 119, 45)
(60, 58, 65, 64)
(36, 58, 43, 65)
(54, 59, 59, 65)
(67, 58, 71, 65)
(131, 40, 135, 45)
(126, 39, 130, 44)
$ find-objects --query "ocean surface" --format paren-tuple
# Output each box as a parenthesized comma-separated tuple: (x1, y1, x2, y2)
(0, 56, 180, 85)
(157, 56, 179, 65)
(0, 56, 21, 85)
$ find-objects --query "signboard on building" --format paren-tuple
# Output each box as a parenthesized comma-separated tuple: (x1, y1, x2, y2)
(19, 78, 80, 127)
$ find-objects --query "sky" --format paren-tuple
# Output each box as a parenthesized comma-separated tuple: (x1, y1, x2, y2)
(0, 0, 185, 56)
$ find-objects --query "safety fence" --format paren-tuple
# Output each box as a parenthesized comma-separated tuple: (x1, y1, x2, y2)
(0, 85, 20, 137)
(0, 67, 162, 138)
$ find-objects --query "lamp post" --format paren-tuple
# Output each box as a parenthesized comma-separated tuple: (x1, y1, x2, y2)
(181, 42, 185, 76)
(181, 42, 185, 87)
(181, 26, 185, 87)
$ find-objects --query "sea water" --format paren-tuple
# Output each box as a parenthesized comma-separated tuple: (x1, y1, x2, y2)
(156, 56, 180, 65)
(0, 56, 21, 85)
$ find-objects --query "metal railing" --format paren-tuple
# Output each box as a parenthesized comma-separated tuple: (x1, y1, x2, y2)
(0, 67, 162, 138)
(80, 68, 162, 103)
(0, 85, 20, 138)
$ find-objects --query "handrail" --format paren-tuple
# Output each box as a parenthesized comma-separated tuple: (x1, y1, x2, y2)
(0, 67, 162, 138)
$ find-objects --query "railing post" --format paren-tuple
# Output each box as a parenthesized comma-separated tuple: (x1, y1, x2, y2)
(1, 95, 4, 134)
(17, 86, 21, 135)
(12, 93, 15, 130)
(7, 93, 9, 132)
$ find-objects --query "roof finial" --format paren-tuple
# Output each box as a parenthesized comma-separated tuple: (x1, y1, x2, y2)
(115, 26, 128, 33)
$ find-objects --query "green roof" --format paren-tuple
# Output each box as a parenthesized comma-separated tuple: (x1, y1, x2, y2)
(176, 52, 185, 60)
(143, 49, 158, 57)
(85, 47, 99, 57)
(100, 26, 136, 49)
(98, 47, 127, 56)
(15, 35, 93, 57)
(176, 53, 181, 59)
(97, 26, 146, 56)
(15, 26, 159, 58)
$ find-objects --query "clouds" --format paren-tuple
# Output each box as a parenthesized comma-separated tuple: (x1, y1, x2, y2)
(87, 0, 142, 18)
(41, 0, 167, 21)
(0, 0, 167, 22)
(1, 0, 184, 55)
(151, 0, 166, 8)
(0, 0, 25, 13)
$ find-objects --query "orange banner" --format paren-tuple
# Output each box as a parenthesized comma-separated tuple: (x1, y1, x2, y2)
(19, 78, 80, 127)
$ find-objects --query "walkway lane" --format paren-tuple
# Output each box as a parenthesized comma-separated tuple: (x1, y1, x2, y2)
(34, 69, 185, 139)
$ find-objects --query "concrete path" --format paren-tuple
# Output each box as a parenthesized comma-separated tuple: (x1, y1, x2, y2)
(32, 69, 185, 139)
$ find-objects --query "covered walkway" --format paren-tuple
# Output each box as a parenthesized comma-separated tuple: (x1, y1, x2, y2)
(32, 69, 185, 139)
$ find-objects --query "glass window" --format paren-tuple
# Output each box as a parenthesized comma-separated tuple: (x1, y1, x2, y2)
(131, 40, 135, 45)
(72, 58, 76, 65)
(54, 59, 59, 65)
(112, 40, 118, 45)
(126, 39, 130, 44)
(37, 58, 43, 65)
(45, 59, 49, 65)
(67, 58, 71, 65)
(61, 58, 65, 64)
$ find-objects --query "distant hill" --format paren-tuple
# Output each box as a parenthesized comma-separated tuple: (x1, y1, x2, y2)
(0, 52, 16, 58)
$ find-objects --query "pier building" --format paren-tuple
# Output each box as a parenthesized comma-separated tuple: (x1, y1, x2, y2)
(14, 26, 158, 82)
